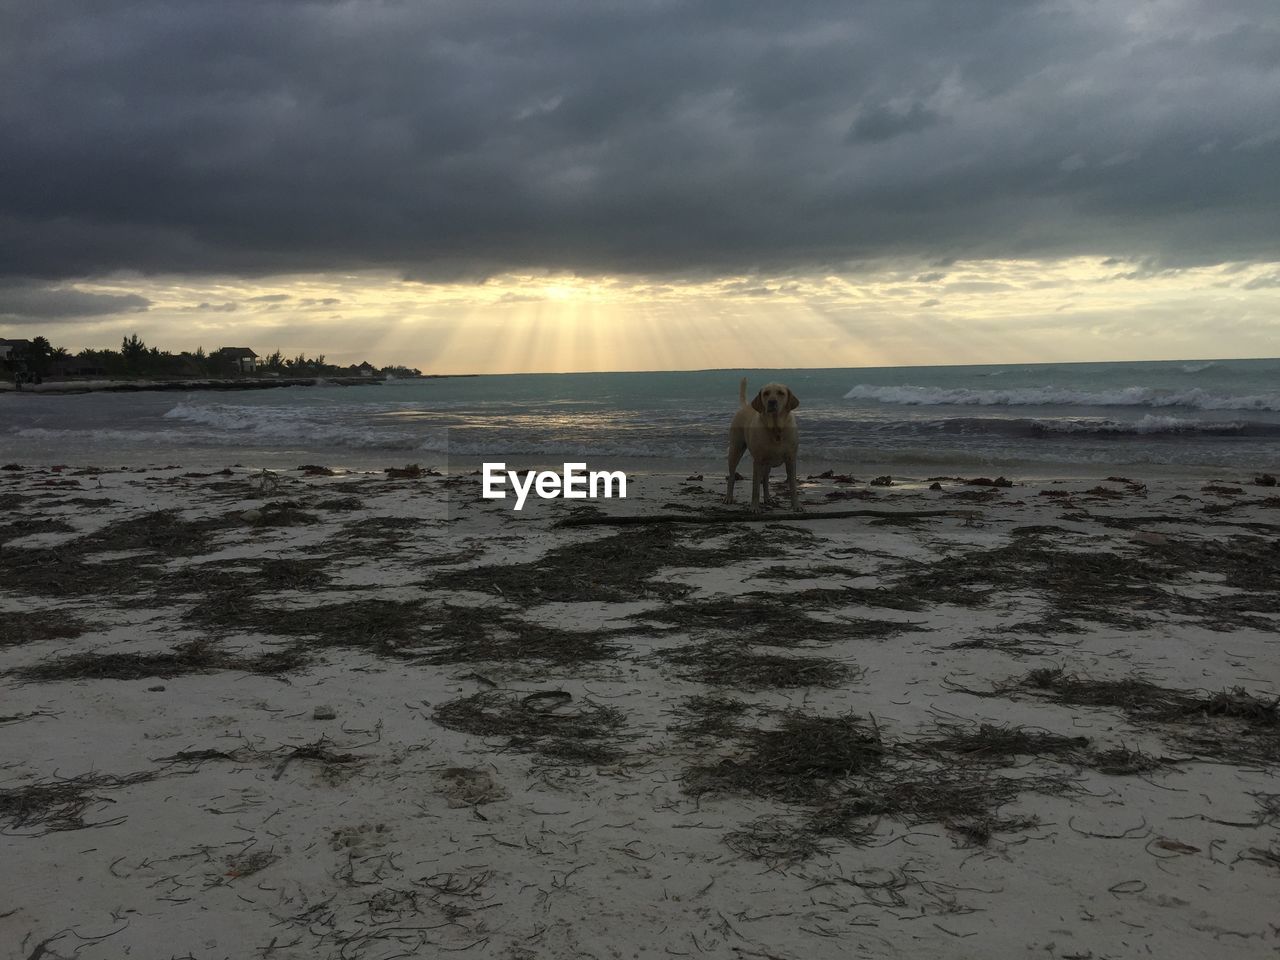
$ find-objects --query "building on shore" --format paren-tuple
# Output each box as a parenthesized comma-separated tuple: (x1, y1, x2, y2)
(0, 338, 33, 361)
(213, 347, 259, 373)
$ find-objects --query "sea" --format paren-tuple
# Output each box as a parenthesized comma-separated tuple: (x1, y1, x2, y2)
(3, 358, 1280, 474)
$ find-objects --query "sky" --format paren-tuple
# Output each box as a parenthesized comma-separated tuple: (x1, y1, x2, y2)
(2, 0, 1278, 374)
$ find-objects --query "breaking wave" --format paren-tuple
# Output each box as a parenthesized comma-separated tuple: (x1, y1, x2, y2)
(843, 384, 1280, 411)
(158, 402, 426, 448)
(1028, 415, 1276, 437)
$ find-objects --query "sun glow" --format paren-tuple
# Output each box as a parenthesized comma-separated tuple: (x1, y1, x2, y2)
(16, 257, 1280, 374)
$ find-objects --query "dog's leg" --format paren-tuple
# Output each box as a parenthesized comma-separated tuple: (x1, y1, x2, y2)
(750, 461, 765, 512)
(785, 455, 801, 512)
(725, 430, 747, 504)
(761, 466, 776, 507)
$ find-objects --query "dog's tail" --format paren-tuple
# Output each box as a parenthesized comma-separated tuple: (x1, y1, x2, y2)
(738, 377, 748, 405)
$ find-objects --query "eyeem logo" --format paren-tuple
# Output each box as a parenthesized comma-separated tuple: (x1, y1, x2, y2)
(482, 462, 628, 511)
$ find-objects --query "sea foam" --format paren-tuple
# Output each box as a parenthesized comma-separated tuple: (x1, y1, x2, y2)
(842, 384, 1280, 411)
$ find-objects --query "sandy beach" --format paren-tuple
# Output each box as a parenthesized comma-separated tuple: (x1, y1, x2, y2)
(2, 461, 1278, 959)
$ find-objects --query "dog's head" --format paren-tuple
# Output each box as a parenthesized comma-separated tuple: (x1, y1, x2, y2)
(751, 382, 799, 416)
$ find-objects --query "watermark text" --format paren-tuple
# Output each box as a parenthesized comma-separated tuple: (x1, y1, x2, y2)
(481, 462, 627, 510)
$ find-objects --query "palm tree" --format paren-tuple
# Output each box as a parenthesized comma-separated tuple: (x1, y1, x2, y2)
(49, 346, 70, 378)
(121, 334, 147, 372)
(28, 336, 53, 377)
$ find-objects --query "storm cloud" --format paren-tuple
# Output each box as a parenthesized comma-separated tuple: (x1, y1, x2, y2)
(0, 282, 151, 322)
(3, 0, 1278, 283)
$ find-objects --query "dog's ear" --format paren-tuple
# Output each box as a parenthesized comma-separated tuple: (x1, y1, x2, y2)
(785, 389, 799, 412)
(751, 390, 765, 413)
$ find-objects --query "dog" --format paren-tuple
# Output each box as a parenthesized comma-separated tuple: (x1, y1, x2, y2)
(724, 377, 801, 512)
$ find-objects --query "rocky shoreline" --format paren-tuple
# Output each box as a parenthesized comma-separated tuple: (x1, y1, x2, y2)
(0, 376, 393, 394)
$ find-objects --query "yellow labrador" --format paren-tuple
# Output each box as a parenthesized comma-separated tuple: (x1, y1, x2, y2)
(724, 377, 801, 512)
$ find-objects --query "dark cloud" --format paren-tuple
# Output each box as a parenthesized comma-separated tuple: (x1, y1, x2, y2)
(0, 282, 151, 322)
(847, 101, 942, 144)
(248, 293, 291, 302)
(2, 0, 1278, 283)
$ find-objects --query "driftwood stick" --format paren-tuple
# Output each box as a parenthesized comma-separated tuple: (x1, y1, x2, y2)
(555, 508, 977, 528)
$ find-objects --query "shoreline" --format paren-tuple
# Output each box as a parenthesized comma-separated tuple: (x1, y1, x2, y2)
(0, 376, 387, 394)
(0, 374, 479, 395)
(0, 448, 1264, 482)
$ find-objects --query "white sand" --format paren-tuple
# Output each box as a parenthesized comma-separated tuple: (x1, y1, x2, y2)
(1, 463, 1278, 959)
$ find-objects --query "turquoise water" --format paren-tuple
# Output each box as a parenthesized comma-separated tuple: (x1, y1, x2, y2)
(4, 358, 1280, 470)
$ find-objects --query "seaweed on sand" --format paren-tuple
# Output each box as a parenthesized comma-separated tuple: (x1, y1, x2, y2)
(161, 558, 333, 600)
(432, 690, 628, 764)
(723, 816, 831, 862)
(981, 668, 1280, 764)
(943, 635, 1058, 658)
(0, 517, 76, 544)
(914, 719, 1180, 777)
(78, 509, 235, 556)
(1193, 686, 1280, 725)
(1088, 746, 1174, 776)
(1002, 667, 1280, 724)
(635, 591, 918, 646)
(0, 609, 92, 646)
(680, 709, 1075, 862)
(188, 597, 429, 656)
(0, 771, 157, 834)
(255, 557, 332, 589)
(315, 496, 365, 512)
(412, 604, 622, 666)
(271, 737, 364, 781)
(682, 523, 817, 553)
(246, 501, 322, 527)
(885, 533, 1166, 626)
(752, 563, 864, 581)
(684, 712, 885, 804)
(10, 638, 307, 682)
(1, 511, 246, 597)
(670, 694, 753, 741)
(433, 527, 728, 603)
(917, 722, 1090, 764)
(1252, 792, 1280, 827)
(827, 769, 1046, 830)
(1147, 535, 1280, 595)
(751, 761, 1058, 858)
(0, 547, 161, 598)
(660, 641, 859, 690)
(882, 527, 1280, 629)
(188, 594, 620, 666)
(335, 516, 426, 543)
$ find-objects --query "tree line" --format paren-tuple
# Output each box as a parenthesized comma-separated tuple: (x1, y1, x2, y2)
(2, 335, 422, 383)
